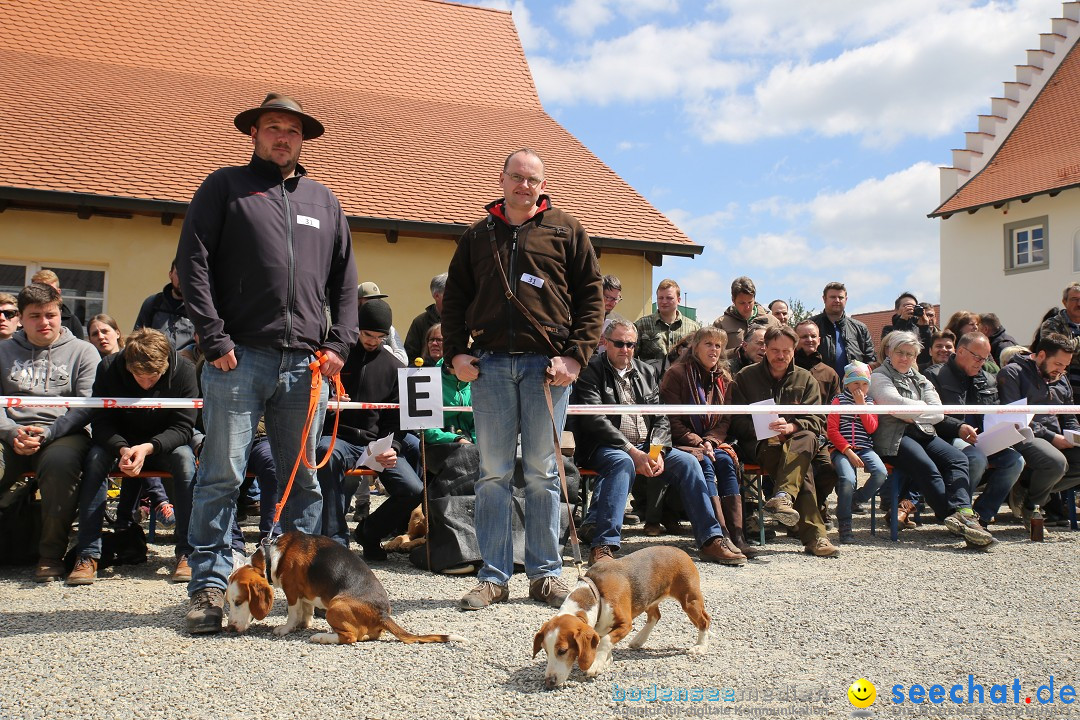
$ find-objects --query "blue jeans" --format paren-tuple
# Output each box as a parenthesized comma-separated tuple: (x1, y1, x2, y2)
(471, 352, 567, 586)
(76, 444, 195, 559)
(830, 447, 888, 525)
(316, 436, 423, 547)
(885, 434, 971, 522)
(245, 436, 278, 537)
(585, 445, 724, 550)
(960, 443, 1024, 524)
(699, 450, 741, 498)
(188, 345, 327, 593)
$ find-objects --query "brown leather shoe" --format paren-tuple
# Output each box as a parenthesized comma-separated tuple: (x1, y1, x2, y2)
(35, 558, 65, 583)
(699, 536, 747, 566)
(719, 495, 759, 559)
(643, 522, 664, 537)
(897, 499, 918, 529)
(171, 555, 192, 583)
(66, 556, 98, 586)
(804, 537, 840, 558)
(589, 545, 615, 565)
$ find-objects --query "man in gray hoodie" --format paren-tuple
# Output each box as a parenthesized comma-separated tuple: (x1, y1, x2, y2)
(0, 283, 100, 581)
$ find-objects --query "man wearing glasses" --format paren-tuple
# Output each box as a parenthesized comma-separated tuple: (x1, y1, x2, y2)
(571, 320, 741, 565)
(443, 148, 604, 611)
(0, 293, 19, 341)
(924, 332, 1025, 527)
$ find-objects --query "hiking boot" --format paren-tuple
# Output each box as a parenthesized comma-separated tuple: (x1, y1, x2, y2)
(838, 520, 855, 544)
(459, 581, 509, 611)
(804, 537, 840, 558)
(185, 588, 226, 634)
(764, 493, 800, 527)
(944, 510, 994, 547)
(589, 545, 615, 565)
(529, 575, 572, 608)
(643, 522, 663, 537)
(155, 502, 176, 527)
(622, 512, 641, 526)
(66, 556, 98, 586)
(34, 558, 65, 583)
(171, 555, 192, 583)
(699, 536, 747, 566)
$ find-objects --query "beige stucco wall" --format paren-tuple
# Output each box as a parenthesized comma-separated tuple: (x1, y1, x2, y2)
(1, 209, 655, 336)
(939, 187, 1080, 346)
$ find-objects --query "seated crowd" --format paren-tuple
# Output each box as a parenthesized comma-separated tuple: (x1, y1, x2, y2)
(2, 268, 1079, 590)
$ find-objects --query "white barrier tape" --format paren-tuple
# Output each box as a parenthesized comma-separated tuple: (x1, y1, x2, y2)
(4, 396, 1080, 416)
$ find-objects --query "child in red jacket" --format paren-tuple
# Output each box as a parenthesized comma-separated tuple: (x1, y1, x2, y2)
(827, 361, 888, 542)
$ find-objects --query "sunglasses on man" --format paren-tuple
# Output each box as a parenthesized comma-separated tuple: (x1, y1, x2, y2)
(608, 339, 636, 349)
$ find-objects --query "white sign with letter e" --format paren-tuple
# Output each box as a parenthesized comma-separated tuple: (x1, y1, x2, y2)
(398, 367, 443, 430)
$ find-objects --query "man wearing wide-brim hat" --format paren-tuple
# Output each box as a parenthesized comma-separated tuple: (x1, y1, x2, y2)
(175, 93, 359, 635)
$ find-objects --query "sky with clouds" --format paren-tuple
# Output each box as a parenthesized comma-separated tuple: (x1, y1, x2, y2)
(476, 0, 1063, 321)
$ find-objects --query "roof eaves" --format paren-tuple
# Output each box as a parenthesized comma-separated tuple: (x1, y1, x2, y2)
(928, 181, 1080, 219)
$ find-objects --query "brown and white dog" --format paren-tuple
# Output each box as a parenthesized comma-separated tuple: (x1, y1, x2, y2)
(382, 505, 427, 552)
(226, 531, 464, 645)
(532, 546, 710, 689)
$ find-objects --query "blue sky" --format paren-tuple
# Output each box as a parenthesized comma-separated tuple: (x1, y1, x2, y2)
(477, 0, 1063, 321)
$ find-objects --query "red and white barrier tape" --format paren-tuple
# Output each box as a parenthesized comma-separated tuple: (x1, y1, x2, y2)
(3, 396, 1078, 416)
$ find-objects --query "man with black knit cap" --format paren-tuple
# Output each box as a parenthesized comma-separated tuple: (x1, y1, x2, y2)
(314, 299, 422, 560)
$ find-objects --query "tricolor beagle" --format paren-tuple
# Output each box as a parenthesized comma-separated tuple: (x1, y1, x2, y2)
(226, 531, 464, 645)
(532, 546, 710, 689)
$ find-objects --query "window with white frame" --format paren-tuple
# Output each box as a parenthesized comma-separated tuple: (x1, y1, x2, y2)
(0, 261, 107, 325)
(1004, 216, 1048, 273)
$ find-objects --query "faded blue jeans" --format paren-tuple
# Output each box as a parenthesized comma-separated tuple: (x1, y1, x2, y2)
(830, 447, 888, 526)
(187, 345, 327, 594)
(471, 352, 568, 587)
(76, 444, 195, 559)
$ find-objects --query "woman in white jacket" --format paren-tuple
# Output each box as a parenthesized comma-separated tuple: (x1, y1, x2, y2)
(870, 331, 995, 547)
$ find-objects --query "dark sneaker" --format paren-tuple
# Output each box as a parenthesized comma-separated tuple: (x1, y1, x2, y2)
(529, 575, 571, 608)
(576, 522, 595, 544)
(34, 558, 65, 583)
(171, 555, 192, 583)
(944, 510, 994, 546)
(804, 537, 840, 557)
(699, 536, 747, 566)
(186, 588, 226, 634)
(764, 493, 800, 527)
(838, 521, 855, 544)
(459, 581, 509, 611)
(66, 556, 98, 585)
(643, 522, 664, 537)
(589, 545, 615, 565)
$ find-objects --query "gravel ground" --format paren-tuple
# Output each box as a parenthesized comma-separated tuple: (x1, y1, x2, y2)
(1, 501, 1078, 720)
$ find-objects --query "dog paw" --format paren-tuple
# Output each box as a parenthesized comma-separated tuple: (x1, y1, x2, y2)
(687, 643, 708, 656)
(273, 625, 294, 637)
(309, 632, 341, 644)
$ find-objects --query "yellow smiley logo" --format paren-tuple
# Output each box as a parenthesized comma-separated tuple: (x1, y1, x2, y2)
(848, 678, 876, 708)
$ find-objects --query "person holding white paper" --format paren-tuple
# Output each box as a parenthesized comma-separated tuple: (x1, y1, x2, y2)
(728, 325, 839, 558)
(997, 332, 1080, 532)
(924, 332, 1025, 526)
(314, 300, 422, 559)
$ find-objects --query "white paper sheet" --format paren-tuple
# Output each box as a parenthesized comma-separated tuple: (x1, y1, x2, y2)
(751, 399, 781, 440)
(974, 422, 1031, 456)
(1064, 429, 1080, 447)
(983, 397, 1034, 435)
(357, 432, 394, 472)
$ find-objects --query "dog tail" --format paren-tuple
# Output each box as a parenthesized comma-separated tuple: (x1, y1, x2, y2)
(382, 615, 466, 644)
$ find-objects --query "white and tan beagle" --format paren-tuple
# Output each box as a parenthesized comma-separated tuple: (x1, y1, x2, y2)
(532, 546, 710, 689)
(227, 530, 464, 645)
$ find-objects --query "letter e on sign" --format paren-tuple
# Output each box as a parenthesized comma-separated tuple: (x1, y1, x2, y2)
(399, 368, 443, 430)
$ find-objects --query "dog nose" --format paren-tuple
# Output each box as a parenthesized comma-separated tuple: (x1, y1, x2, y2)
(544, 677, 559, 690)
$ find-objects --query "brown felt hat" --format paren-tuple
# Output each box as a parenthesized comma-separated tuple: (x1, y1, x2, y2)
(234, 93, 325, 140)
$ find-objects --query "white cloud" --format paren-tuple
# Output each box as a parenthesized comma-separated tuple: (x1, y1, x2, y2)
(528, 0, 1063, 145)
(555, 0, 680, 38)
(530, 23, 748, 105)
(665, 204, 738, 251)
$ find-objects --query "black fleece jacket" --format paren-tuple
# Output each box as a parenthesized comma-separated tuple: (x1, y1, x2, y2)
(335, 345, 407, 452)
(90, 350, 198, 457)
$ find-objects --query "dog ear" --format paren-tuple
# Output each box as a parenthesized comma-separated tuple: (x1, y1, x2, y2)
(532, 628, 545, 658)
(249, 579, 274, 620)
(575, 627, 600, 672)
(250, 547, 265, 572)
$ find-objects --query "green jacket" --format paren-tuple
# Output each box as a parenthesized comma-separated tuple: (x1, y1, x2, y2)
(423, 359, 475, 444)
(727, 360, 823, 446)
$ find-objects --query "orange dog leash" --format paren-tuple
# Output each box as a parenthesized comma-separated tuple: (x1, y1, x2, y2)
(270, 350, 345, 530)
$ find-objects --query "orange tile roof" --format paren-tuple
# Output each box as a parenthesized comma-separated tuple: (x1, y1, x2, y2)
(932, 38, 1080, 217)
(0, 0, 697, 252)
